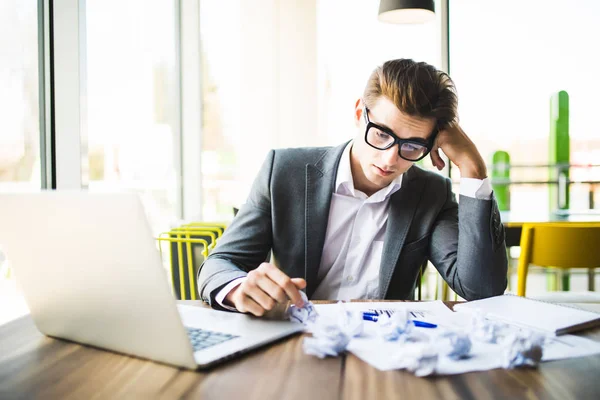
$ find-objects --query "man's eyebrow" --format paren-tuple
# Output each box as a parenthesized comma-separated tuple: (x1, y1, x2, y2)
(370, 118, 398, 136)
(373, 120, 430, 142)
(376, 121, 396, 133)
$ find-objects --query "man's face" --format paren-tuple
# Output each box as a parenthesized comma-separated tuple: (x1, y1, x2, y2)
(350, 96, 436, 196)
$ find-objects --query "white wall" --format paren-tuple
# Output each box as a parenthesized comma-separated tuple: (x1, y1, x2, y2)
(236, 0, 318, 196)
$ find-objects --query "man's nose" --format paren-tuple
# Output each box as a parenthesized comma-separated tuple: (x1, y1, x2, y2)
(381, 145, 400, 166)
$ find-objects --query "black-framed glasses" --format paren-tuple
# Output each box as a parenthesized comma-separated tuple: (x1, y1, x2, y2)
(363, 106, 438, 162)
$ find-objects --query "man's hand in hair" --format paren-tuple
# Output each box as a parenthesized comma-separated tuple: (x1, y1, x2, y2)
(429, 123, 487, 180)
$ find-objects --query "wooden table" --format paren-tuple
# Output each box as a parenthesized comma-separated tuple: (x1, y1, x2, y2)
(2, 301, 600, 399)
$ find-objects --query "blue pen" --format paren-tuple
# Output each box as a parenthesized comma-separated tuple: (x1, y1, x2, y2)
(362, 313, 379, 322)
(361, 312, 437, 328)
(412, 320, 437, 328)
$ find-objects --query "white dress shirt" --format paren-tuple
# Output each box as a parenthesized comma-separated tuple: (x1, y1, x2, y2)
(216, 142, 492, 307)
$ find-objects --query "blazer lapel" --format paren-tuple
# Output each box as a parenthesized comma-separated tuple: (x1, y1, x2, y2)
(304, 142, 347, 298)
(379, 166, 427, 298)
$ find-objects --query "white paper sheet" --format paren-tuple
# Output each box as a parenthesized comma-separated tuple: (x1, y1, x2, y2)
(453, 294, 600, 335)
(313, 300, 456, 326)
(311, 301, 600, 374)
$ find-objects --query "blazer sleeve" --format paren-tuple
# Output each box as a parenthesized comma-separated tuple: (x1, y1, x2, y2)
(428, 178, 508, 300)
(197, 150, 275, 307)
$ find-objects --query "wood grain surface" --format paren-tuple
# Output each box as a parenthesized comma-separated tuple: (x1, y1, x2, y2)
(1, 301, 599, 399)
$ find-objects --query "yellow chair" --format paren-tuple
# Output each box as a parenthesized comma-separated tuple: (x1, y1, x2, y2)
(168, 228, 218, 250)
(156, 222, 228, 300)
(517, 222, 600, 297)
(415, 260, 427, 300)
(157, 233, 210, 300)
(184, 222, 227, 237)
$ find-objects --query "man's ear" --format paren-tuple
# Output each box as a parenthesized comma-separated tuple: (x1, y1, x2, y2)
(354, 98, 363, 126)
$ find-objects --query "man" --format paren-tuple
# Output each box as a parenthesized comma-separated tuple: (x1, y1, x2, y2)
(198, 59, 507, 316)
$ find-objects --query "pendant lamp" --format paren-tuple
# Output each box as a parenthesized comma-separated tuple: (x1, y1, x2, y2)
(378, 0, 435, 24)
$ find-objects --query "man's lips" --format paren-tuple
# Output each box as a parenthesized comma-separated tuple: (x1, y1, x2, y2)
(373, 165, 394, 176)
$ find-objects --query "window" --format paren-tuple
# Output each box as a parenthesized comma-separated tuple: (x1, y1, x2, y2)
(450, 0, 600, 213)
(199, 0, 243, 221)
(86, 0, 179, 234)
(0, 0, 41, 192)
(0, 0, 39, 325)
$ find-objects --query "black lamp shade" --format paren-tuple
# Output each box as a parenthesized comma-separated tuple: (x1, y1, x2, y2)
(378, 0, 436, 24)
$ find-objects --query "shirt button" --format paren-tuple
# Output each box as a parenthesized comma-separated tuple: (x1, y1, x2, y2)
(347, 276, 354, 283)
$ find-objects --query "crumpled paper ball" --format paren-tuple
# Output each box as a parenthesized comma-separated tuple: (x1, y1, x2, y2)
(503, 332, 545, 369)
(287, 291, 318, 324)
(440, 332, 472, 360)
(400, 343, 439, 377)
(303, 322, 350, 358)
(376, 309, 413, 341)
(337, 301, 364, 338)
(470, 311, 503, 343)
(302, 301, 363, 358)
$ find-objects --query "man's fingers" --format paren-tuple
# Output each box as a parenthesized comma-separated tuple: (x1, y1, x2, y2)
(429, 151, 438, 169)
(244, 280, 276, 311)
(252, 264, 306, 307)
(234, 265, 308, 316)
(291, 278, 307, 290)
(237, 295, 265, 317)
(430, 148, 445, 170)
(256, 276, 288, 303)
(264, 267, 304, 307)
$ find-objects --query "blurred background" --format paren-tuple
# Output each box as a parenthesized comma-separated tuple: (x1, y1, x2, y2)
(1, 0, 599, 322)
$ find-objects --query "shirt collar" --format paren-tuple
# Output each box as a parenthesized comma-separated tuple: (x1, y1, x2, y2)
(335, 141, 403, 202)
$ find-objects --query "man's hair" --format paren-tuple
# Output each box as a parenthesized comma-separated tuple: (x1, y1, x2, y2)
(363, 59, 458, 130)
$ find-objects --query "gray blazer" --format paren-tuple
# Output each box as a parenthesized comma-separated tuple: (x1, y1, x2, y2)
(198, 142, 507, 308)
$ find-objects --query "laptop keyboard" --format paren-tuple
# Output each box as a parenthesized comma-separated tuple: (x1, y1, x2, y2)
(185, 327, 239, 352)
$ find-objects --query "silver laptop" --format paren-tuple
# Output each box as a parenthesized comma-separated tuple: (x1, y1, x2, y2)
(0, 191, 303, 369)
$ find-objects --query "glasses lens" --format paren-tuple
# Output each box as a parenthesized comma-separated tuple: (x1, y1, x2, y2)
(400, 142, 428, 161)
(366, 126, 394, 149)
